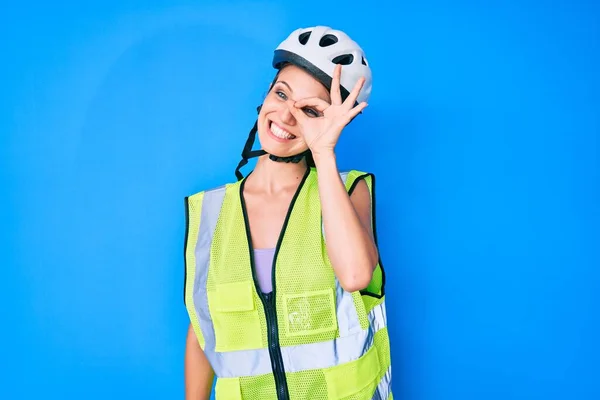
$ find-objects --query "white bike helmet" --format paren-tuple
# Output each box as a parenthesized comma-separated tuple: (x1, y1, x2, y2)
(273, 26, 372, 104)
(235, 26, 372, 180)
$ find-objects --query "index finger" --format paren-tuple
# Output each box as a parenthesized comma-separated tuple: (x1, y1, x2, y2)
(294, 97, 330, 112)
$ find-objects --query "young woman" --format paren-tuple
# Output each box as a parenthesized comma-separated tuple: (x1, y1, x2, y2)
(184, 26, 392, 400)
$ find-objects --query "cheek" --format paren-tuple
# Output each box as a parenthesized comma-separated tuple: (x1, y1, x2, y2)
(257, 107, 270, 128)
(256, 113, 276, 143)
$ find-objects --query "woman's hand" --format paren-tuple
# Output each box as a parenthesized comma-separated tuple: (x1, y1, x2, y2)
(288, 64, 368, 157)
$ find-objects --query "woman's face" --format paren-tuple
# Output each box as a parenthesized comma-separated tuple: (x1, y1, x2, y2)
(257, 64, 331, 158)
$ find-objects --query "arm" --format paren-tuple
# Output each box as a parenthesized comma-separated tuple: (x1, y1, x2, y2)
(314, 152, 379, 292)
(287, 64, 377, 291)
(185, 323, 214, 400)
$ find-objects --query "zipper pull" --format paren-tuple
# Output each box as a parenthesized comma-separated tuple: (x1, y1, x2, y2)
(264, 291, 273, 305)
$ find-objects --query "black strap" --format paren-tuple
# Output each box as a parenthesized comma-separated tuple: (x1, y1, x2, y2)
(235, 116, 267, 181)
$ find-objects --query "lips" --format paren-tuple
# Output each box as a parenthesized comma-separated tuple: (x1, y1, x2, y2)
(269, 121, 296, 141)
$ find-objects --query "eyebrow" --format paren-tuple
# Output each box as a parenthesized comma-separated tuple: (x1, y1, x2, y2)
(276, 80, 293, 92)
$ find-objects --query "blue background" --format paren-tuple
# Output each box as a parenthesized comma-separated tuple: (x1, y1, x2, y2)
(2, 0, 599, 399)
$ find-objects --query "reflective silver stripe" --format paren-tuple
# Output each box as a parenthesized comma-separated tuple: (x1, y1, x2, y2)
(209, 302, 387, 377)
(192, 186, 226, 371)
(370, 300, 387, 332)
(339, 171, 350, 184)
(209, 347, 272, 378)
(335, 277, 363, 337)
(371, 366, 392, 400)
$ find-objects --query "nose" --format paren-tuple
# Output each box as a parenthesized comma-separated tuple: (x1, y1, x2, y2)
(279, 100, 297, 126)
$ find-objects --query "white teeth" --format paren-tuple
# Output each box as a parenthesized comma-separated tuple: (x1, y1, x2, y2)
(271, 122, 295, 139)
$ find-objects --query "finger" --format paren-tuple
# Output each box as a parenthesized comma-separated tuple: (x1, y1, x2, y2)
(343, 101, 368, 122)
(294, 97, 330, 112)
(330, 64, 342, 105)
(344, 76, 366, 109)
(286, 100, 309, 121)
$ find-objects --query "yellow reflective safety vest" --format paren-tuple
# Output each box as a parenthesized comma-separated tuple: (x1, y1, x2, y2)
(184, 167, 392, 399)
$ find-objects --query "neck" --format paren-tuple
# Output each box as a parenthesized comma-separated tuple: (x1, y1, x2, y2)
(246, 155, 308, 195)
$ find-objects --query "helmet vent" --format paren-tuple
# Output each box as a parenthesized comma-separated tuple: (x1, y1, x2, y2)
(319, 34, 338, 47)
(332, 54, 354, 65)
(298, 31, 311, 45)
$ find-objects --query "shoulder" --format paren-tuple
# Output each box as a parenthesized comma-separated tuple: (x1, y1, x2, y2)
(185, 180, 239, 204)
(338, 169, 375, 195)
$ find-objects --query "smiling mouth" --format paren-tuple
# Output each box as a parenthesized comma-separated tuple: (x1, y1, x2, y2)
(269, 121, 297, 140)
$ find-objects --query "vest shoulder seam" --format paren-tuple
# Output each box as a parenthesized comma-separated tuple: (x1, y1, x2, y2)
(187, 183, 229, 199)
(205, 184, 227, 194)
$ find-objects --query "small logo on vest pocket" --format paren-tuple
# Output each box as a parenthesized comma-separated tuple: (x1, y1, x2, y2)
(288, 297, 311, 331)
(283, 289, 338, 336)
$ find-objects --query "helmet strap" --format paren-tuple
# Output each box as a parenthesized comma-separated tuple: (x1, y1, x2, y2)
(268, 151, 309, 164)
(234, 118, 267, 181)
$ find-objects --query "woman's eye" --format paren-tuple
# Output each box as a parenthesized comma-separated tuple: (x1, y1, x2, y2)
(276, 91, 287, 100)
(303, 107, 320, 117)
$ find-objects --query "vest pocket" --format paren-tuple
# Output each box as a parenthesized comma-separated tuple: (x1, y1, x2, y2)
(323, 345, 381, 399)
(283, 289, 337, 337)
(215, 377, 242, 400)
(208, 281, 263, 351)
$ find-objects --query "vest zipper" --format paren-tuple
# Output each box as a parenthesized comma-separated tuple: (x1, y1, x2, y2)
(240, 166, 311, 400)
(262, 292, 289, 400)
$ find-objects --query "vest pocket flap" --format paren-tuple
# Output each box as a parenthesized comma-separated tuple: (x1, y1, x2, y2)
(209, 281, 255, 313)
(324, 345, 381, 399)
